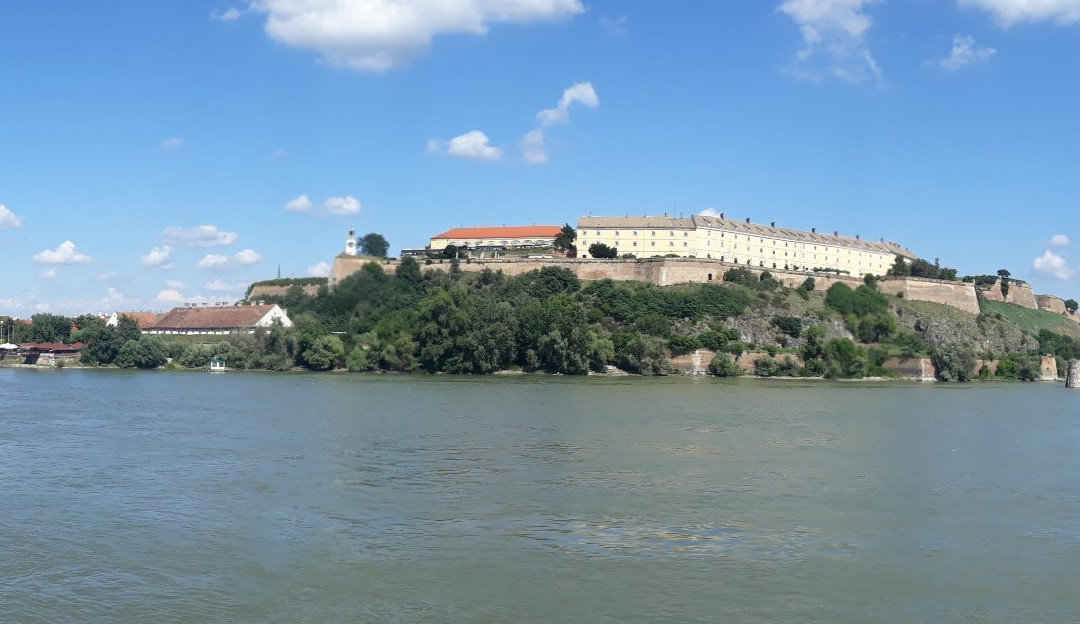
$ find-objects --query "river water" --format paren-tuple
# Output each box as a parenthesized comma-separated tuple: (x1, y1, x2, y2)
(2, 369, 1079, 623)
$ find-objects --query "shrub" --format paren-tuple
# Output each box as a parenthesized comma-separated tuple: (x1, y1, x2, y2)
(723, 267, 757, 287)
(588, 243, 618, 259)
(772, 315, 802, 338)
(708, 353, 741, 377)
(931, 344, 976, 382)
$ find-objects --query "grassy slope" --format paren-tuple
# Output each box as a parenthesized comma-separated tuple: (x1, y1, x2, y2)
(980, 300, 1080, 339)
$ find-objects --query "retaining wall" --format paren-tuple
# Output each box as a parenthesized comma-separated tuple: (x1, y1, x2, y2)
(876, 277, 980, 315)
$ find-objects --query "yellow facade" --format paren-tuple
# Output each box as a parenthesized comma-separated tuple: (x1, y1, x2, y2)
(577, 215, 915, 277)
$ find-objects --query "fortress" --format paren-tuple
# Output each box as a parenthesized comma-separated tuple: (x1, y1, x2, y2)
(256, 214, 1072, 321)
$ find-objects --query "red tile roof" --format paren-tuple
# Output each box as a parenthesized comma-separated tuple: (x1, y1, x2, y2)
(116, 311, 164, 329)
(154, 305, 280, 330)
(21, 342, 85, 352)
(431, 225, 563, 240)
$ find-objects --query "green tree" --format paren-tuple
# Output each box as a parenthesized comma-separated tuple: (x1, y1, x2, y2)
(27, 313, 74, 343)
(553, 223, 577, 256)
(930, 344, 976, 382)
(588, 242, 618, 259)
(302, 335, 345, 370)
(114, 337, 167, 369)
(359, 233, 390, 258)
(1066, 299, 1078, 314)
(708, 352, 741, 377)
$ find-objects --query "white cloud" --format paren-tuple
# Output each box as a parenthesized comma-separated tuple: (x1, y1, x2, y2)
(521, 129, 548, 165)
(162, 224, 239, 247)
(213, 7, 243, 21)
(197, 254, 231, 269)
(33, 240, 92, 264)
(234, 248, 262, 265)
(600, 15, 627, 36)
(251, 0, 584, 72)
(443, 130, 503, 160)
(1050, 234, 1071, 247)
(0, 204, 24, 229)
(197, 249, 262, 269)
(537, 82, 600, 126)
(284, 194, 314, 212)
(960, 0, 1080, 25)
(101, 287, 130, 308)
(161, 136, 185, 150)
(307, 261, 332, 277)
(779, 0, 882, 83)
(140, 245, 174, 268)
(1033, 249, 1075, 280)
(156, 289, 186, 302)
(97, 271, 119, 282)
(940, 34, 996, 70)
(38, 268, 58, 280)
(205, 279, 244, 291)
(698, 208, 724, 218)
(166, 280, 186, 289)
(324, 195, 362, 215)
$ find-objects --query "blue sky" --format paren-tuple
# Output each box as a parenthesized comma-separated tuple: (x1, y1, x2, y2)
(2, 0, 1079, 315)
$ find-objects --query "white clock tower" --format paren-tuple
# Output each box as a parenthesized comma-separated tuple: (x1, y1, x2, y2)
(344, 226, 357, 256)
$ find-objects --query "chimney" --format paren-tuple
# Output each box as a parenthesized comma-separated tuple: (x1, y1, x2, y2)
(745, 217, 750, 223)
(834, 230, 839, 236)
(720, 212, 725, 219)
(812, 227, 816, 233)
(770, 221, 776, 227)
(856, 234, 860, 240)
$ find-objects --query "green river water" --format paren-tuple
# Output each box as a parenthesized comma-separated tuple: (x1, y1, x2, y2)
(2, 369, 1079, 623)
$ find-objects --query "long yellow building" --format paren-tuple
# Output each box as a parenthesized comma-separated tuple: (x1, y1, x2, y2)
(577, 214, 915, 276)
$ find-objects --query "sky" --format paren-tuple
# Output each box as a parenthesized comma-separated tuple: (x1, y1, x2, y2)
(2, 0, 1080, 316)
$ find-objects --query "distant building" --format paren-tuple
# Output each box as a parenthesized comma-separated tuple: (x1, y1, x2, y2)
(428, 225, 563, 252)
(577, 214, 915, 276)
(16, 342, 85, 365)
(106, 311, 164, 331)
(147, 303, 292, 336)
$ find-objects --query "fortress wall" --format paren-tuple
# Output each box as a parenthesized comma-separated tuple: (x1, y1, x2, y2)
(248, 284, 322, 299)
(882, 357, 935, 381)
(670, 349, 717, 375)
(1037, 295, 1067, 314)
(877, 277, 980, 315)
(735, 351, 804, 373)
(977, 279, 1038, 310)
(1041, 355, 1059, 381)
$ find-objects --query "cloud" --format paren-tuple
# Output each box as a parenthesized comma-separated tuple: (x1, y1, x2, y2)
(939, 34, 996, 70)
(324, 195, 362, 215)
(197, 254, 231, 269)
(1050, 234, 1071, 247)
(284, 194, 314, 212)
(537, 82, 600, 126)
(698, 208, 724, 218)
(959, 0, 1080, 25)
(438, 130, 503, 160)
(205, 279, 244, 291)
(307, 261, 332, 277)
(162, 224, 239, 247)
(213, 7, 243, 21)
(251, 0, 584, 72)
(234, 248, 262, 265)
(0, 204, 24, 229)
(197, 249, 262, 269)
(33, 240, 92, 264)
(140, 245, 174, 268)
(778, 0, 883, 83)
(166, 280, 186, 289)
(161, 136, 185, 150)
(521, 129, 548, 165)
(38, 268, 58, 280)
(97, 271, 119, 282)
(600, 15, 628, 36)
(1033, 249, 1075, 280)
(101, 287, 130, 308)
(156, 289, 186, 302)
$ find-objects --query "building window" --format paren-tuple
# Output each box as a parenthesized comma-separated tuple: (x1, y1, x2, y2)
(652, 231, 656, 237)
(670, 241, 674, 247)
(651, 241, 656, 247)
(633, 242, 638, 247)
(684, 242, 688, 247)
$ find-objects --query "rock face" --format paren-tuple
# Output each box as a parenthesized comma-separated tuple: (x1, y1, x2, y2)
(977, 278, 1038, 309)
(1067, 361, 1080, 389)
(1037, 295, 1067, 315)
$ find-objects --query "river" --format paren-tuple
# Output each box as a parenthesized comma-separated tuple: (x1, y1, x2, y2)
(2, 369, 1078, 623)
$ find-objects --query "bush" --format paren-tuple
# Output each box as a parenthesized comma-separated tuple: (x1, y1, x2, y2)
(723, 267, 757, 287)
(772, 315, 802, 338)
(588, 243, 618, 259)
(708, 353, 741, 377)
(931, 344, 976, 382)
(825, 283, 888, 317)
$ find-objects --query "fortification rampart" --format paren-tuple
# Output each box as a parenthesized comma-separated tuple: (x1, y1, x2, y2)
(248, 283, 322, 299)
(1037, 294, 1067, 315)
(328, 256, 982, 314)
(877, 277, 980, 315)
(977, 278, 1038, 309)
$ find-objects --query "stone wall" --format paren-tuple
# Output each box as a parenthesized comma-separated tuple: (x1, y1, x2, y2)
(248, 283, 323, 299)
(1037, 294, 1067, 314)
(876, 277, 980, 315)
(735, 351, 804, 374)
(1041, 355, 1059, 382)
(328, 255, 984, 315)
(881, 357, 935, 381)
(670, 349, 716, 375)
(977, 278, 1038, 310)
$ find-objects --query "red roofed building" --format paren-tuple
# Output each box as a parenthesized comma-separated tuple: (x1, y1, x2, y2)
(17, 342, 85, 366)
(428, 225, 563, 252)
(147, 303, 292, 336)
(106, 311, 164, 331)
